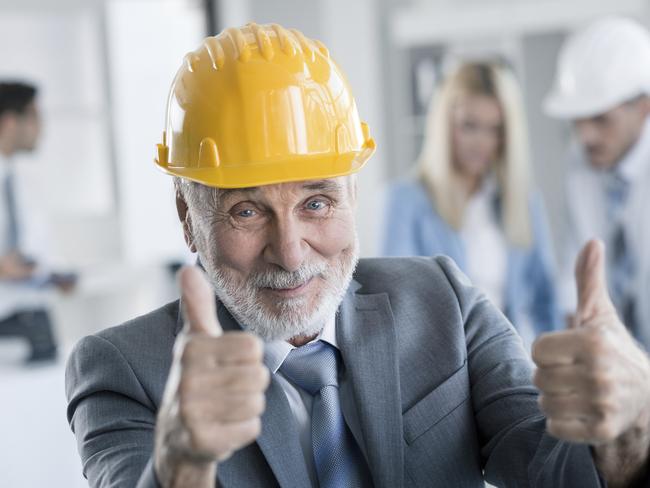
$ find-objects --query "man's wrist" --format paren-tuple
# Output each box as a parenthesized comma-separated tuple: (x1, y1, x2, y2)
(154, 445, 216, 488)
(164, 462, 216, 488)
(593, 407, 650, 488)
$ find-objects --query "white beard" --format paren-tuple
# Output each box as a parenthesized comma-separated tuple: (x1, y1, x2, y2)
(205, 238, 359, 342)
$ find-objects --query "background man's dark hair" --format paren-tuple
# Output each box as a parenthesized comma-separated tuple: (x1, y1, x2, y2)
(0, 82, 38, 117)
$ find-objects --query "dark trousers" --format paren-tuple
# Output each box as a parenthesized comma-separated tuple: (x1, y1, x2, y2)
(0, 309, 58, 359)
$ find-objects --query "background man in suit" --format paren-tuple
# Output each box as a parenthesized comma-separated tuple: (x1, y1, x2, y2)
(545, 17, 650, 348)
(67, 23, 650, 487)
(0, 81, 76, 363)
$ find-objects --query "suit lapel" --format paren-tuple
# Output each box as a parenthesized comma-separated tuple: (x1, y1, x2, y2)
(255, 379, 312, 487)
(339, 377, 368, 461)
(337, 288, 404, 488)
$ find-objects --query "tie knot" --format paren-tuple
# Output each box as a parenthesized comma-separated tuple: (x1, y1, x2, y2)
(606, 174, 630, 205)
(280, 341, 340, 395)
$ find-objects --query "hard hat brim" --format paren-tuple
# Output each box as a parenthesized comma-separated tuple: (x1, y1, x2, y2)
(155, 146, 375, 189)
(544, 88, 650, 120)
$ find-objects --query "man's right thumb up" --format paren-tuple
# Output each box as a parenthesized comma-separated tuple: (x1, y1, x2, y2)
(179, 266, 223, 337)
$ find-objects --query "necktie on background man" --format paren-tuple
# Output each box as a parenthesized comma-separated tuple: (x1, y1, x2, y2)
(281, 340, 370, 487)
(606, 174, 638, 337)
(3, 170, 19, 251)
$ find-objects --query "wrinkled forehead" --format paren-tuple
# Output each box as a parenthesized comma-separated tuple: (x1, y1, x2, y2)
(190, 175, 355, 207)
(229, 176, 349, 197)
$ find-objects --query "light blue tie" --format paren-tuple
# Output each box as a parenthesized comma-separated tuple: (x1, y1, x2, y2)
(4, 171, 19, 250)
(281, 340, 368, 487)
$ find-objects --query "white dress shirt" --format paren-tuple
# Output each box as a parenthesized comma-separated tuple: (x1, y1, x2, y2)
(0, 155, 51, 320)
(263, 316, 338, 487)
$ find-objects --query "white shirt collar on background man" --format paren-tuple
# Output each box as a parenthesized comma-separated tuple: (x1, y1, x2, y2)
(263, 314, 338, 488)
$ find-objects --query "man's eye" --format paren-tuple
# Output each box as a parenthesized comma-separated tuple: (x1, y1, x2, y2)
(237, 209, 256, 218)
(306, 199, 327, 211)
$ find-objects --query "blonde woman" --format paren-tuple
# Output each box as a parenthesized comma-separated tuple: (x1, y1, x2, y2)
(383, 62, 560, 340)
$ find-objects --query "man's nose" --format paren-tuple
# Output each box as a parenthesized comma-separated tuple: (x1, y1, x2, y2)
(574, 120, 599, 146)
(264, 216, 309, 273)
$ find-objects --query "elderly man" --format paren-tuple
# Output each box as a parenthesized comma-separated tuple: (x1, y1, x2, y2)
(545, 17, 650, 348)
(67, 24, 650, 487)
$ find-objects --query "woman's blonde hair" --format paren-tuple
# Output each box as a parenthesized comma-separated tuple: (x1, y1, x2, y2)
(417, 62, 532, 247)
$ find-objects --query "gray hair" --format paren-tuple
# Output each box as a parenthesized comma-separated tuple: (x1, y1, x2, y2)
(173, 176, 222, 217)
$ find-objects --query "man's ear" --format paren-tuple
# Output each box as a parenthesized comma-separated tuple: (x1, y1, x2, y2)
(176, 190, 197, 253)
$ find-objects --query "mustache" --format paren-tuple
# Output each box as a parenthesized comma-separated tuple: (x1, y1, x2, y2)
(249, 261, 327, 289)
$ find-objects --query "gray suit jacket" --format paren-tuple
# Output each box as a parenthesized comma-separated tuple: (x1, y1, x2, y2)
(66, 257, 604, 487)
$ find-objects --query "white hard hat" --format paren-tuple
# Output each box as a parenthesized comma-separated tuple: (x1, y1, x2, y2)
(544, 17, 650, 119)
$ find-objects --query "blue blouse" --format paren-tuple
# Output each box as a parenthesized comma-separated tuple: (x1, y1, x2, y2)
(382, 180, 561, 336)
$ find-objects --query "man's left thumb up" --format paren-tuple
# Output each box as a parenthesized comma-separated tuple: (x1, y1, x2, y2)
(574, 239, 616, 327)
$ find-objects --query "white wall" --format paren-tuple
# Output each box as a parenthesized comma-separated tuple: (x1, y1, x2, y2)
(105, 0, 204, 265)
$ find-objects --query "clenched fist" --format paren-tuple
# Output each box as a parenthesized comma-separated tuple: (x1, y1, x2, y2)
(154, 267, 270, 488)
(532, 240, 650, 486)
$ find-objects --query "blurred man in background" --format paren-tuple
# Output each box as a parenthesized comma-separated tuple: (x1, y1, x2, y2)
(0, 81, 75, 363)
(545, 17, 650, 349)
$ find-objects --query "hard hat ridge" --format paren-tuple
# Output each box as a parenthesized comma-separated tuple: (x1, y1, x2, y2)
(184, 23, 328, 72)
(249, 23, 274, 61)
(203, 37, 225, 70)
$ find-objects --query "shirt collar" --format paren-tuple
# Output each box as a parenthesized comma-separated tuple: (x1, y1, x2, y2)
(263, 314, 338, 374)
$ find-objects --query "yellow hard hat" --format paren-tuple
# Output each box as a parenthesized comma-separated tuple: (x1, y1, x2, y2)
(155, 23, 375, 188)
